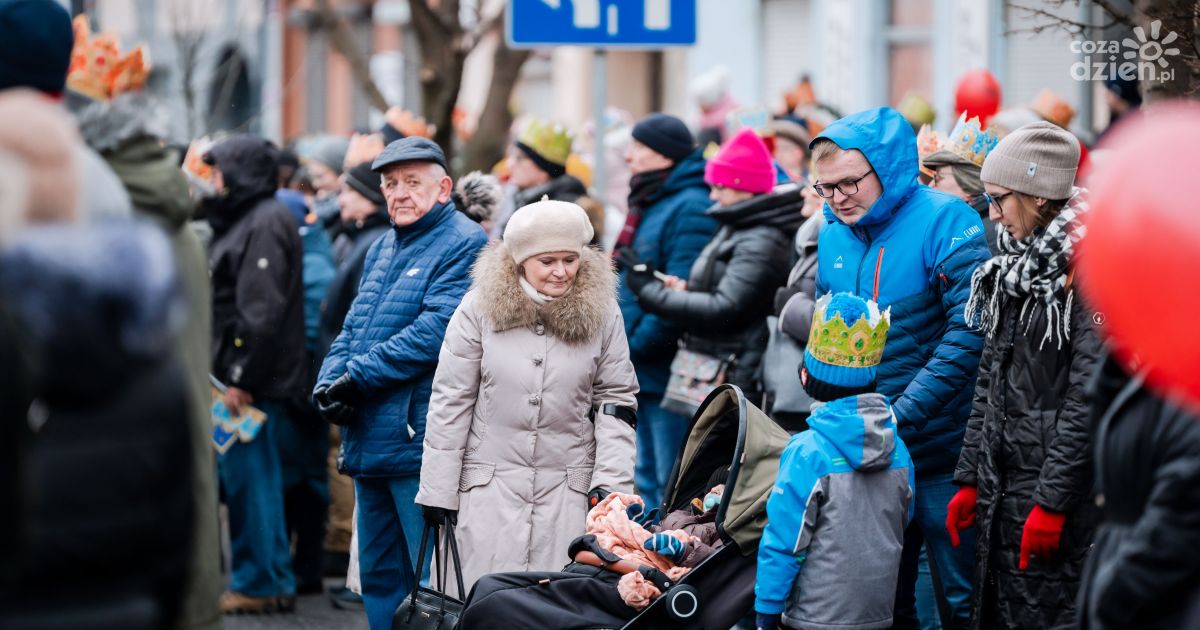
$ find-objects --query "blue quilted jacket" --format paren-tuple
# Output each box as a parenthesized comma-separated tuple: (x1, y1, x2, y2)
(617, 150, 718, 395)
(813, 107, 990, 475)
(317, 201, 488, 477)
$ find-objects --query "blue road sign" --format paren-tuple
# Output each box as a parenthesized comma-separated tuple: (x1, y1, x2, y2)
(507, 0, 697, 48)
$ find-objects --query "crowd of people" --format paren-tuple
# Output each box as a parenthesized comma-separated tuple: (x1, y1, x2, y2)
(1, 2, 1199, 630)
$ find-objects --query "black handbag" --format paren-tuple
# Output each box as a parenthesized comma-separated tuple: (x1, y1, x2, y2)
(392, 516, 466, 630)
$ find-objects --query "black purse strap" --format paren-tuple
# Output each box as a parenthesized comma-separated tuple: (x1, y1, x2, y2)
(442, 515, 466, 600)
(403, 522, 436, 622)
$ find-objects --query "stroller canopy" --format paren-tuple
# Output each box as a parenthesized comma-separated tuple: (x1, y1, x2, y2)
(664, 385, 792, 555)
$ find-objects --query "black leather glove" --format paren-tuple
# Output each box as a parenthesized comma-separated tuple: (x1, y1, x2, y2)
(313, 380, 356, 426)
(588, 487, 610, 511)
(326, 372, 363, 405)
(421, 504, 457, 529)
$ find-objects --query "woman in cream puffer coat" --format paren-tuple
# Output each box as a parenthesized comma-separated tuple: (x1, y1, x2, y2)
(416, 200, 639, 590)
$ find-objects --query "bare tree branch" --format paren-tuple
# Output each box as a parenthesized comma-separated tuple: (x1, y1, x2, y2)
(312, 0, 389, 112)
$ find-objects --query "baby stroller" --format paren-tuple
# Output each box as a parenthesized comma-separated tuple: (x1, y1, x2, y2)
(454, 384, 792, 629)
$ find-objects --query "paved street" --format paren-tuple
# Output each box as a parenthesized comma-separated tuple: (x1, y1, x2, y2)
(222, 578, 368, 630)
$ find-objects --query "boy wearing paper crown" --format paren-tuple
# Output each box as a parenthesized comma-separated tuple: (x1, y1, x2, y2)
(755, 292, 915, 630)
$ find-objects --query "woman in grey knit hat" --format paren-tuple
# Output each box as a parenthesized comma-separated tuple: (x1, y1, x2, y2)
(947, 121, 1105, 629)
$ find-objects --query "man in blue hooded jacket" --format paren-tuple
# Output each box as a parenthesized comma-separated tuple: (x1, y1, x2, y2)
(314, 137, 488, 630)
(809, 107, 989, 628)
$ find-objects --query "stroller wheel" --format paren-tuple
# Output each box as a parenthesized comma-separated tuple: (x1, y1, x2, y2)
(663, 584, 700, 621)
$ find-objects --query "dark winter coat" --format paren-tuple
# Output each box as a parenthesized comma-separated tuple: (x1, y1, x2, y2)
(618, 150, 719, 395)
(319, 212, 390, 362)
(814, 107, 989, 476)
(632, 184, 803, 392)
(0, 222, 193, 630)
(317, 200, 488, 478)
(953, 290, 1104, 629)
(774, 213, 822, 343)
(512, 172, 588, 207)
(1076, 356, 1200, 630)
(206, 136, 308, 400)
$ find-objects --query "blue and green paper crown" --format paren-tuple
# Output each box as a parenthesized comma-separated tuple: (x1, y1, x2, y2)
(804, 293, 892, 389)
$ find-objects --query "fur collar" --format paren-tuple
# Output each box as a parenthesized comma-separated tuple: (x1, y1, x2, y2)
(472, 242, 616, 344)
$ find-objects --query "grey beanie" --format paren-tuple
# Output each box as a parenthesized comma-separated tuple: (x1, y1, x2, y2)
(503, 199, 594, 263)
(980, 121, 1079, 200)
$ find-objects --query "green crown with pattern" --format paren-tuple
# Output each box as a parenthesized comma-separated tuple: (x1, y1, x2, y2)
(518, 118, 573, 166)
(806, 293, 892, 369)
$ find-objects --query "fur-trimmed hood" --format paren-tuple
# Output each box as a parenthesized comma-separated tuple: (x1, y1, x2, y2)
(471, 242, 617, 344)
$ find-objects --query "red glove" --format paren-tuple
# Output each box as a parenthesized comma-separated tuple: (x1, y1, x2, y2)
(1019, 504, 1066, 570)
(945, 485, 978, 548)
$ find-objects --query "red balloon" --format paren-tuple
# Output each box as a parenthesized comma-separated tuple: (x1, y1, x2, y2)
(954, 69, 1002, 127)
(1077, 102, 1200, 412)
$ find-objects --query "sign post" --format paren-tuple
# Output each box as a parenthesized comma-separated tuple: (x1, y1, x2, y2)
(508, 0, 697, 209)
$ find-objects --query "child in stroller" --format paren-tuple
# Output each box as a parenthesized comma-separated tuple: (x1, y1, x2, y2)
(453, 385, 792, 630)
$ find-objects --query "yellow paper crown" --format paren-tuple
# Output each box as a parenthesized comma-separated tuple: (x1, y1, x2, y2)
(944, 112, 1000, 168)
(898, 92, 936, 127)
(806, 293, 892, 369)
(67, 16, 150, 101)
(518, 118, 572, 167)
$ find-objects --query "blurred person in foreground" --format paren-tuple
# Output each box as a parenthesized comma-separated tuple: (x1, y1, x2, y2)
(69, 21, 224, 625)
(314, 137, 488, 630)
(0, 0, 131, 220)
(0, 88, 193, 630)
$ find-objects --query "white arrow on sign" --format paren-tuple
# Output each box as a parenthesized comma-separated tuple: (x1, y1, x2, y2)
(538, 0, 672, 33)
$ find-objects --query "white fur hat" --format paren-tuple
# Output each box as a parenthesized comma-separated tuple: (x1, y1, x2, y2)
(504, 198, 595, 263)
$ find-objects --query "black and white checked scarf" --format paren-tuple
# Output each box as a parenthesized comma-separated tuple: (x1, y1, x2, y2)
(965, 187, 1089, 350)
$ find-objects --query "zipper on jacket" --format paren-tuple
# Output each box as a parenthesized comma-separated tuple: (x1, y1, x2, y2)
(853, 226, 875, 296)
(872, 246, 886, 302)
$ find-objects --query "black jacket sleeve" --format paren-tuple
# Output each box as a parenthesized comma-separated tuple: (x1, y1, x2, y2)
(1095, 406, 1200, 626)
(227, 214, 300, 393)
(635, 229, 784, 334)
(1033, 292, 1104, 512)
(954, 335, 994, 488)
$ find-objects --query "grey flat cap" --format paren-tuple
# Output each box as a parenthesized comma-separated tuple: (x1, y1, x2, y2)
(371, 137, 448, 173)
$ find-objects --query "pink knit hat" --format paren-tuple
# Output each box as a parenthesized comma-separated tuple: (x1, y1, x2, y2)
(704, 128, 775, 194)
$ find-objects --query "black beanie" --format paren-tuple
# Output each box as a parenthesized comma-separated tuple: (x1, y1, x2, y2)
(0, 0, 74, 94)
(800, 357, 876, 403)
(345, 162, 386, 206)
(632, 113, 695, 163)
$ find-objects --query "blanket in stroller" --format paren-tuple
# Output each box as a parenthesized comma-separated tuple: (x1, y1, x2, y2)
(587, 492, 723, 609)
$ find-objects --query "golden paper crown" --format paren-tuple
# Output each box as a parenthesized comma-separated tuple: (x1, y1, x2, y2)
(344, 132, 386, 169)
(897, 92, 936, 127)
(1031, 89, 1076, 129)
(385, 107, 436, 139)
(806, 293, 892, 369)
(518, 118, 572, 166)
(67, 16, 150, 101)
(916, 124, 944, 178)
(943, 112, 1000, 167)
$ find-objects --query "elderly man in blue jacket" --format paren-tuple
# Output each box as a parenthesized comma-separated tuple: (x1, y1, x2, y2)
(314, 137, 488, 630)
(809, 107, 989, 629)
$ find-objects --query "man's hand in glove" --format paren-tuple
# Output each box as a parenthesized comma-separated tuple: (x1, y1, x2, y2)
(326, 372, 363, 405)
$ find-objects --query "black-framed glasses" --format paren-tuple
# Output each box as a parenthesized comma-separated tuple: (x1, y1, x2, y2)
(812, 170, 874, 199)
(984, 191, 1014, 214)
